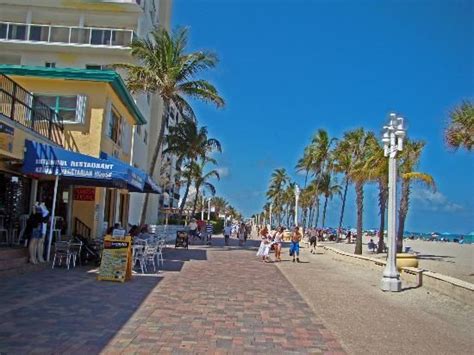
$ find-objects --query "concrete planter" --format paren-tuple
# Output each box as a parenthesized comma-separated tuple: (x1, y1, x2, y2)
(396, 253, 418, 269)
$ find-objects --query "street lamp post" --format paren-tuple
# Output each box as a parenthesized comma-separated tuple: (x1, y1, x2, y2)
(207, 197, 211, 221)
(294, 184, 300, 227)
(380, 112, 405, 292)
(269, 204, 273, 229)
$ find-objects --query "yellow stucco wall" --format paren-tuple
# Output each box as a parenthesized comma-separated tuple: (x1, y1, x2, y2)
(2, 75, 138, 237)
(7, 75, 134, 163)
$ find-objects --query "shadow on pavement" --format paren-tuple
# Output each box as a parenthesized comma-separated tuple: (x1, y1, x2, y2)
(0, 266, 162, 353)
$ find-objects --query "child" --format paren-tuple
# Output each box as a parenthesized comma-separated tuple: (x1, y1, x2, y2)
(256, 228, 271, 262)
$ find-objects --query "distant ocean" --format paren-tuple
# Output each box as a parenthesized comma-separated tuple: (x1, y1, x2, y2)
(403, 231, 473, 244)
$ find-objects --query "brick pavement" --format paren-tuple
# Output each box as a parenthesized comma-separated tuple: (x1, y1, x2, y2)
(0, 238, 345, 354)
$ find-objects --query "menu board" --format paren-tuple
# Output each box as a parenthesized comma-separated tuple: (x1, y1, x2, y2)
(98, 236, 132, 282)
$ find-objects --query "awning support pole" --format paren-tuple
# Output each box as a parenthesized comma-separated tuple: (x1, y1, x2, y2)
(46, 175, 59, 262)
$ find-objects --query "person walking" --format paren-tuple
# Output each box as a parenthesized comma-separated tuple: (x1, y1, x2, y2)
(205, 221, 213, 245)
(256, 227, 271, 262)
(188, 218, 199, 243)
(290, 226, 302, 263)
(309, 228, 317, 254)
(238, 222, 246, 246)
(223, 222, 231, 246)
(274, 226, 284, 261)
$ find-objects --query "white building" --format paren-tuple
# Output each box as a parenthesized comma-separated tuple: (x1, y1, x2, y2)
(0, 0, 180, 228)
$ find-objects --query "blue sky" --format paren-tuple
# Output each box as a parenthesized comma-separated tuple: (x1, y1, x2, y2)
(173, 0, 474, 234)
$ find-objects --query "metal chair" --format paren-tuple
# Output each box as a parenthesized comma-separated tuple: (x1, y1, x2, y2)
(133, 244, 147, 273)
(11, 214, 29, 246)
(51, 241, 72, 270)
(69, 241, 83, 268)
(0, 216, 8, 245)
(53, 216, 63, 243)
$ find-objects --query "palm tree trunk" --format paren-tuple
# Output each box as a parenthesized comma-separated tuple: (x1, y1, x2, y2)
(338, 175, 349, 231)
(322, 195, 329, 228)
(355, 181, 364, 255)
(308, 205, 314, 229)
(397, 180, 410, 253)
(191, 186, 200, 217)
(377, 179, 388, 253)
(140, 99, 169, 225)
(179, 178, 192, 216)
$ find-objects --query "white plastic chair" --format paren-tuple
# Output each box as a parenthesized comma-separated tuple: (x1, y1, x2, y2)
(133, 244, 147, 273)
(69, 241, 83, 268)
(144, 245, 158, 272)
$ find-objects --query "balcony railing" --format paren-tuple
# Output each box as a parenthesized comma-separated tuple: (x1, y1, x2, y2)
(0, 21, 134, 48)
(0, 73, 64, 146)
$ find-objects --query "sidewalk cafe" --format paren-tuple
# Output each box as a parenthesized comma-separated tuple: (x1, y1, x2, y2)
(21, 139, 160, 265)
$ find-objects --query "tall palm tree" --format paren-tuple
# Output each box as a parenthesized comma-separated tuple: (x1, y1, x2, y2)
(364, 137, 388, 253)
(296, 145, 315, 187)
(445, 100, 474, 151)
(397, 139, 435, 252)
(319, 172, 342, 228)
(164, 119, 221, 216)
(116, 27, 225, 225)
(345, 129, 375, 255)
(332, 139, 353, 236)
(191, 161, 220, 216)
(283, 182, 296, 227)
(266, 168, 289, 224)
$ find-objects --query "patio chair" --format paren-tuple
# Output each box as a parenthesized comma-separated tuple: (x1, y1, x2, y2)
(12, 214, 29, 246)
(52, 216, 63, 243)
(52, 241, 72, 270)
(0, 216, 8, 245)
(156, 239, 165, 268)
(144, 245, 158, 272)
(69, 241, 83, 268)
(133, 245, 147, 273)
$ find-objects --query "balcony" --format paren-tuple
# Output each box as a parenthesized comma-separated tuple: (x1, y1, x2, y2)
(0, 73, 64, 146)
(0, 21, 134, 49)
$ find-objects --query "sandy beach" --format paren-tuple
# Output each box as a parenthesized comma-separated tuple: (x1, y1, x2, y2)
(322, 237, 474, 283)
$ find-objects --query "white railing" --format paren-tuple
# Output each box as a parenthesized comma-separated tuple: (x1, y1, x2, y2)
(0, 21, 134, 48)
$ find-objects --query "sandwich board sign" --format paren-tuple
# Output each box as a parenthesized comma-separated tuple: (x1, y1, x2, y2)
(98, 236, 132, 282)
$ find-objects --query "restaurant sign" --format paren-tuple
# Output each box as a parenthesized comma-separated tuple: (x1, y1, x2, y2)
(73, 187, 95, 201)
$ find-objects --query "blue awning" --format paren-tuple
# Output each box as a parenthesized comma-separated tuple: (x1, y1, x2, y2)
(100, 152, 161, 194)
(22, 140, 143, 191)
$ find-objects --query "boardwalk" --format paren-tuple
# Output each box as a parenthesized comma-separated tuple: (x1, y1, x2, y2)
(0, 238, 345, 354)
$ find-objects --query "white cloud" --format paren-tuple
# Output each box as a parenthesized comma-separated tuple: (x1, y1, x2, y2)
(411, 188, 464, 212)
(216, 167, 229, 178)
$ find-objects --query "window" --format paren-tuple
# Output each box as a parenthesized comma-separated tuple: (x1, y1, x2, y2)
(34, 94, 87, 124)
(45, 62, 56, 68)
(106, 106, 121, 145)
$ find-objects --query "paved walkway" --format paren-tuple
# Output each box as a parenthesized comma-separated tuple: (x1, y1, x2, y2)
(277, 244, 474, 355)
(0, 238, 345, 354)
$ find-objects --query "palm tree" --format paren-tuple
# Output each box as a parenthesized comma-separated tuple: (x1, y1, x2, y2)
(266, 168, 289, 224)
(164, 119, 221, 216)
(364, 137, 388, 253)
(445, 101, 474, 151)
(397, 139, 435, 252)
(345, 129, 375, 255)
(319, 172, 342, 228)
(332, 139, 353, 236)
(211, 196, 228, 217)
(116, 27, 225, 225)
(283, 182, 296, 227)
(296, 145, 315, 187)
(191, 160, 220, 216)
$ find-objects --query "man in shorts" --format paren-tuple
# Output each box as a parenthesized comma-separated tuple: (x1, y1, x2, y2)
(309, 228, 318, 254)
(290, 226, 302, 263)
